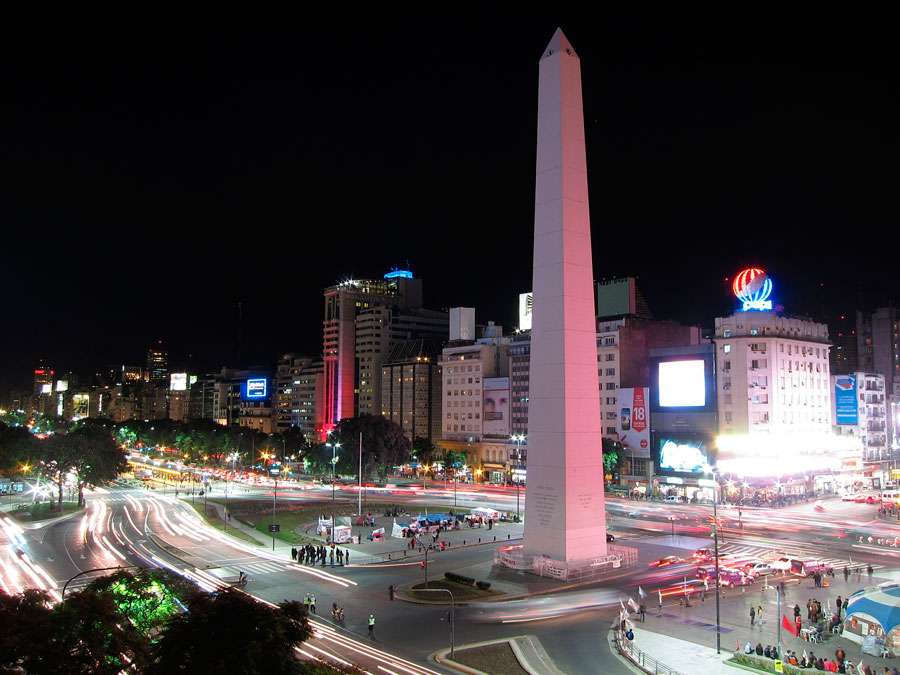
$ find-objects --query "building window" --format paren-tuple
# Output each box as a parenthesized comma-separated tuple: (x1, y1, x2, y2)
(605, 368, 616, 376)
(605, 383, 617, 390)
(723, 344, 731, 354)
(606, 426, 616, 434)
(724, 412, 732, 423)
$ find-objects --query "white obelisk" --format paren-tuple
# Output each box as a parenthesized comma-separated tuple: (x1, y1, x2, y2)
(523, 28, 608, 568)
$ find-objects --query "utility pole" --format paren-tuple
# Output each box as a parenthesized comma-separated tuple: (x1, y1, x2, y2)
(358, 432, 362, 516)
(271, 475, 278, 551)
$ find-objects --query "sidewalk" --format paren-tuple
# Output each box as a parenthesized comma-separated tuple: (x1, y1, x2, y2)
(629, 568, 895, 673)
(627, 626, 731, 674)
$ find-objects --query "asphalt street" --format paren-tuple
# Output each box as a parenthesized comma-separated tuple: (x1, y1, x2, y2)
(3, 483, 900, 674)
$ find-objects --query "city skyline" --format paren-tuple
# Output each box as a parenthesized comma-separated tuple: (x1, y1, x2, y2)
(2, 13, 897, 388)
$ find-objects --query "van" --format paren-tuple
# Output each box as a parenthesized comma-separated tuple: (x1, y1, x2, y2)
(790, 559, 833, 577)
(665, 495, 681, 504)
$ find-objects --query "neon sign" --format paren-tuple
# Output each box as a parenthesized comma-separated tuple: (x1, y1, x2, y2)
(733, 267, 773, 311)
(384, 268, 413, 280)
(246, 378, 267, 399)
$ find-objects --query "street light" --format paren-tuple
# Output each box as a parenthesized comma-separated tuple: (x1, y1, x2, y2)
(511, 434, 526, 520)
(415, 587, 455, 658)
(325, 441, 341, 502)
(225, 451, 240, 533)
(271, 466, 280, 551)
(703, 463, 722, 655)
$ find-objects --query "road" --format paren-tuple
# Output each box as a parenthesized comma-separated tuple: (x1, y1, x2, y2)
(3, 482, 900, 674)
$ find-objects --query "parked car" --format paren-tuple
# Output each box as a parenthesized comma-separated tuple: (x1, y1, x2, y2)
(770, 557, 793, 572)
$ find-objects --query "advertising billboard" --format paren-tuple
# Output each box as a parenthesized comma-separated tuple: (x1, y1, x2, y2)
(170, 372, 187, 391)
(242, 378, 268, 401)
(482, 377, 510, 436)
(650, 353, 716, 413)
(655, 433, 713, 475)
(617, 387, 650, 457)
(835, 375, 858, 425)
(72, 394, 90, 420)
(518, 292, 533, 331)
(55, 380, 68, 392)
(40, 383, 52, 394)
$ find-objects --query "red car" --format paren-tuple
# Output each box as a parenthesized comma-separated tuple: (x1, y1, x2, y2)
(649, 555, 683, 568)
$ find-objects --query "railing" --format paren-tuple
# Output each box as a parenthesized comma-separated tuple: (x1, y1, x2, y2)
(610, 623, 683, 675)
(355, 534, 521, 565)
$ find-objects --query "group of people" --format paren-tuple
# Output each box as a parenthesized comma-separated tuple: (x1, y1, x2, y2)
(292, 544, 349, 566)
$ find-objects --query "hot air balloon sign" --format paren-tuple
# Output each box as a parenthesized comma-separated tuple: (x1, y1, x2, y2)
(732, 267, 773, 311)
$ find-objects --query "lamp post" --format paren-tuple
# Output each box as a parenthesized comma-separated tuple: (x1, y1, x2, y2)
(415, 588, 455, 658)
(703, 463, 722, 655)
(271, 469, 279, 551)
(226, 451, 239, 533)
(325, 441, 341, 503)
(511, 434, 526, 520)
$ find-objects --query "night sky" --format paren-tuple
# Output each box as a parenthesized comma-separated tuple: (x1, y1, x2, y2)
(2, 11, 897, 390)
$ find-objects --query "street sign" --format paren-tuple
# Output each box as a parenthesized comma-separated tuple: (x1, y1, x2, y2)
(268, 524, 280, 533)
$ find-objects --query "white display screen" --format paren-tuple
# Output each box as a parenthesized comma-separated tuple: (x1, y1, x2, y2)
(658, 360, 706, 407)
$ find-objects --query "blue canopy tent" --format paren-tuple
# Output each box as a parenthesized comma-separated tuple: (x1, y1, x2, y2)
(843, 584, 900, 650)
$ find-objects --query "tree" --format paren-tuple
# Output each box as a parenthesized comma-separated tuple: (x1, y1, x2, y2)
(149, 590, 311, 674)
(0, 589, 53, 672)
(330, 415, 411, 479)
(65, 425, 128, 505)
(411, 436, 438, 464)
(0, 421, 36, 476)
(86, 569, 198, 636)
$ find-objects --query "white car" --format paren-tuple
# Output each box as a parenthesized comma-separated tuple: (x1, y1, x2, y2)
(747, 562, 774, 577)
(769, 557, 792, 572)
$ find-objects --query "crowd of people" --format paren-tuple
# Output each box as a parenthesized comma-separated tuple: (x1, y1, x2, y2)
(291, 543, 349, 566)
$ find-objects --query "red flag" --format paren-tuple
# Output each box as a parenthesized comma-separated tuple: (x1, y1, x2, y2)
(782, 614, 797, 637)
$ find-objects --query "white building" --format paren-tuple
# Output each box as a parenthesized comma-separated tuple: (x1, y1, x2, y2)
(714, 312, 832, 437)
(832, 372, 889, 467)
(439, 340, 508, 442)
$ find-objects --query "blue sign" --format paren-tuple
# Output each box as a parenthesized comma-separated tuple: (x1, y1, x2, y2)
(244, 378, 268, 400)
(835, 375, 858, 425)
(384, 268, 413, 280)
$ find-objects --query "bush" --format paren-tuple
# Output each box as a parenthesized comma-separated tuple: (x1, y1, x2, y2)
(476, 581, 491, 590)
(444, 572, 475, 586)
(729, 652, 803, 675)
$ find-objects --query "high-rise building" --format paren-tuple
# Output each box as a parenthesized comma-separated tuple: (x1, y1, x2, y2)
(857, 307, 900, 446)
(832, 372, 888, 470)
(275, 354, 318, 433)
(33, 364, 54, 396)
(714, 312, 832, 437)
(380, 338, 443, 445)
(294, 360, 325, 443)
(596, 277, 652, 320)
(322, 269, 443, 438)
(440, 339, 509, 443)
(188, 376, 217, 421)
(146, 340, 168, 384)
(829, 314, 858, 376)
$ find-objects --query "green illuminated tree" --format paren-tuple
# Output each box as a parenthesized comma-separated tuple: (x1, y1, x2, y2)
(86, 568, 197, 635)
(149, 590, 311, 674)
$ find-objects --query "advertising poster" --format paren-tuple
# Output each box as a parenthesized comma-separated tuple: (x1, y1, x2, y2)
(170, 372, 187, 391)
(834, 375, 858, 425)
(617, 387, 650, 458)
(482, 377, 510, 436)
(519, 292, 533, 331)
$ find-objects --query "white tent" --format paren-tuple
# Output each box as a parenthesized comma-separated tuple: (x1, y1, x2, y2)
(471, 507, 500, 520)
(391, 519, 406, 538)
(333, 525, 352, 543)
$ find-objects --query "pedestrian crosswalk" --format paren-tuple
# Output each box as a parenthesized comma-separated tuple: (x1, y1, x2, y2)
(717, 542, 883, 571)
(220, 560, 290, 576)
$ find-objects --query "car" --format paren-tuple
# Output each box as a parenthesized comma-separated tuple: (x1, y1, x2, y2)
(698, 566, 752, 587)
(606, 533, 616, 542)
(649, 555, 683, 568)
(746, 562, 774, 577)
(693, 548, 714, 561)
(790, 559, 833, 577)
(866, 495, 881, 504)
(842, 493, 856, 501)
(770, 557, 793, 572)
(664, 495, 682, 503)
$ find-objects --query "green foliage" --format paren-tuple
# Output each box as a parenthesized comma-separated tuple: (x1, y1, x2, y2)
(444, 571, 476, 586)
(149, 590, 312, 674)
(0, 421, 35, 476)
(86, 569, 197, 635)
(329, 415, 411, 478)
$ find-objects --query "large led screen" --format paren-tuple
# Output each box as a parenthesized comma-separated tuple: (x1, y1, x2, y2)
(658, 360, 706, 407)
(242, 378, 268, 401)
(656, 434, 712, 475)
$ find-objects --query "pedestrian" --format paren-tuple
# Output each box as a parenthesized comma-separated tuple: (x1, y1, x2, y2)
(702, 578, 708, 602)
(337, 548, 344, 565)
(794, 603, 801, 619)
(291, 547, 297, 561)
(751, 605, 756, 626)
(807, 599, 813, 620)
(329, 549, 335, 566)
(658, 589, 663, 615)
(757, 604, 764, 627)
(345, 549, 349, 564)
(867, 564, 873, 580)
(844, 566, 850, 582)
(368, 612, 376, 638)
(836, 596, 843, 613)
(389, 584, 395, 601)
(795, 614, 802, 636)
(310, 594, 316, 614)
(639, 602, 646, 622)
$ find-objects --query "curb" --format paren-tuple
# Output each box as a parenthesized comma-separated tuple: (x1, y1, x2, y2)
(16, 506, 85, 530)
(432, 635, 563, 675)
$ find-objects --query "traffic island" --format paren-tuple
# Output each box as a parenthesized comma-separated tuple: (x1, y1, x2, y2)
(433, 636, 564, 675)
(408, 578, 502, 602)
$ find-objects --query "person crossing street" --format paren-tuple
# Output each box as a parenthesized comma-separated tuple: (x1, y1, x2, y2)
(368, 612, 376, 638)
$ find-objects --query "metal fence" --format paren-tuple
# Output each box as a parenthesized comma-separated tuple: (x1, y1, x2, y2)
(610, 624, 683, 675)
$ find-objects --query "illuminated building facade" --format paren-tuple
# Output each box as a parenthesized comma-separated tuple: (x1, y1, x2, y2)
(857, 307, 900, 449)
(714, 312, 832, 438)
(832, 372, 888, 470)
(380, 338, 443, 444)
(146, 340, 168, 384)
(322, 270, 441, 439)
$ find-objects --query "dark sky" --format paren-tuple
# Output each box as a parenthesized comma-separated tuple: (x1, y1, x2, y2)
(2, 10, 897, 390)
